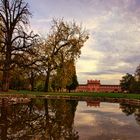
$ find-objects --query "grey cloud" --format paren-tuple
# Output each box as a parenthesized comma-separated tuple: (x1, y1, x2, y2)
(79, 63, 135, 76)
(26, 0, 140, 84)
(80, 71, 114, 76)
(26, 0, 140, 20)
(122, 54, 140, 64)
(87, 19, 140, 76)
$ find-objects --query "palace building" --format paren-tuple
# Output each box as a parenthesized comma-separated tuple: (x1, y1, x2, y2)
(76, 80, 121, 93)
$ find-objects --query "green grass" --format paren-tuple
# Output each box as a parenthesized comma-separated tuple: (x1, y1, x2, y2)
(0, 90, 140, 100)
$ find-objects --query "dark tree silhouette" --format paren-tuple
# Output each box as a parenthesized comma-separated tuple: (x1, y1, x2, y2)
(120, 73, 134, 92)
(0, 0, 37, 91)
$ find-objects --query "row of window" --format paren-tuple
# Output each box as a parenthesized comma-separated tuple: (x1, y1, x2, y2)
(78, 86, 120, 89)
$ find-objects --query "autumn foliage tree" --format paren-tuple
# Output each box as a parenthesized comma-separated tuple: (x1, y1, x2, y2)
(66, 67, 79, 92)
(51, 58, 78, 92)
(42, 19, 88, 92)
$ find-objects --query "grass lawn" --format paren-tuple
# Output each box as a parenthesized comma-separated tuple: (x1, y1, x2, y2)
(0, 90, 140, 100)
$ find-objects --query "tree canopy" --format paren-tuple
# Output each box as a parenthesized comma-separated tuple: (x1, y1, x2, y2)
(120, 64, 140, 93)
(42, 19, 88, 92)
(120, 73, 134, 92)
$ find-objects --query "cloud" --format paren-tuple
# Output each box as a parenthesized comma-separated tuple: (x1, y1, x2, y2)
(75, 101, 140, 140)
(26, 0, 140, 84)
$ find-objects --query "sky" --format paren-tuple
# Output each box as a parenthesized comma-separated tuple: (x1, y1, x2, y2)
(25, 0, 140, 84)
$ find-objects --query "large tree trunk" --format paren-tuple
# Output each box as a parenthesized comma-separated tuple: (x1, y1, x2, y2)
(30, 71, 35, 91)
(2, 69, 10, 92)
(2, 47, 11, 92)
(44, 70, 50, 92)
(2, 71, 9, 91)
(44, 66, 51, 92)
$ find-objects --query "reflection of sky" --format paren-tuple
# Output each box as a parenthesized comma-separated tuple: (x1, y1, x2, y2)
(74, 101, 140, 140)
(25, 0, 140, 84)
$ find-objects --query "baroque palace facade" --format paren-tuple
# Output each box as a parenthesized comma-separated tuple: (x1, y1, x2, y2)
(76, 80, 121, 93)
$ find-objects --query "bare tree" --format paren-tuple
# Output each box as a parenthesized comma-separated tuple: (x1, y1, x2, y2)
(0, 0, 37, 91)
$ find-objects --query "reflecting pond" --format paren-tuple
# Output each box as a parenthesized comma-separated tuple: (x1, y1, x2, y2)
(0, 98, 140, 140)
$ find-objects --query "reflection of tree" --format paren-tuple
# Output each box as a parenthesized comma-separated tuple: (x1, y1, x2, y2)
(0, 99, 8, 140)
(135, 108, 140, 126)
(0, 98, 79, 140)
(120, 103, 140, 126)
(0, 98, 45, 140)
(44, 99, 79, 140)
(120, 103, 136, 116)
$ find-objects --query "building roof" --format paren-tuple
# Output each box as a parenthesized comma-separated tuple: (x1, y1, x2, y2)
(100, 85, 120, 87)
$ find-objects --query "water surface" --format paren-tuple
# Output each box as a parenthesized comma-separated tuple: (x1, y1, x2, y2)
(0, 98, 140, 140)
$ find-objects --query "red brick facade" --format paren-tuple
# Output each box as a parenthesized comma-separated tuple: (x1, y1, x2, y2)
(76, 80, 121, 93)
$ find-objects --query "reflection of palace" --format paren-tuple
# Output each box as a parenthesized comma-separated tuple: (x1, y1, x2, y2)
(76, 80, 121, 93)
(87, 101, 100, 107)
